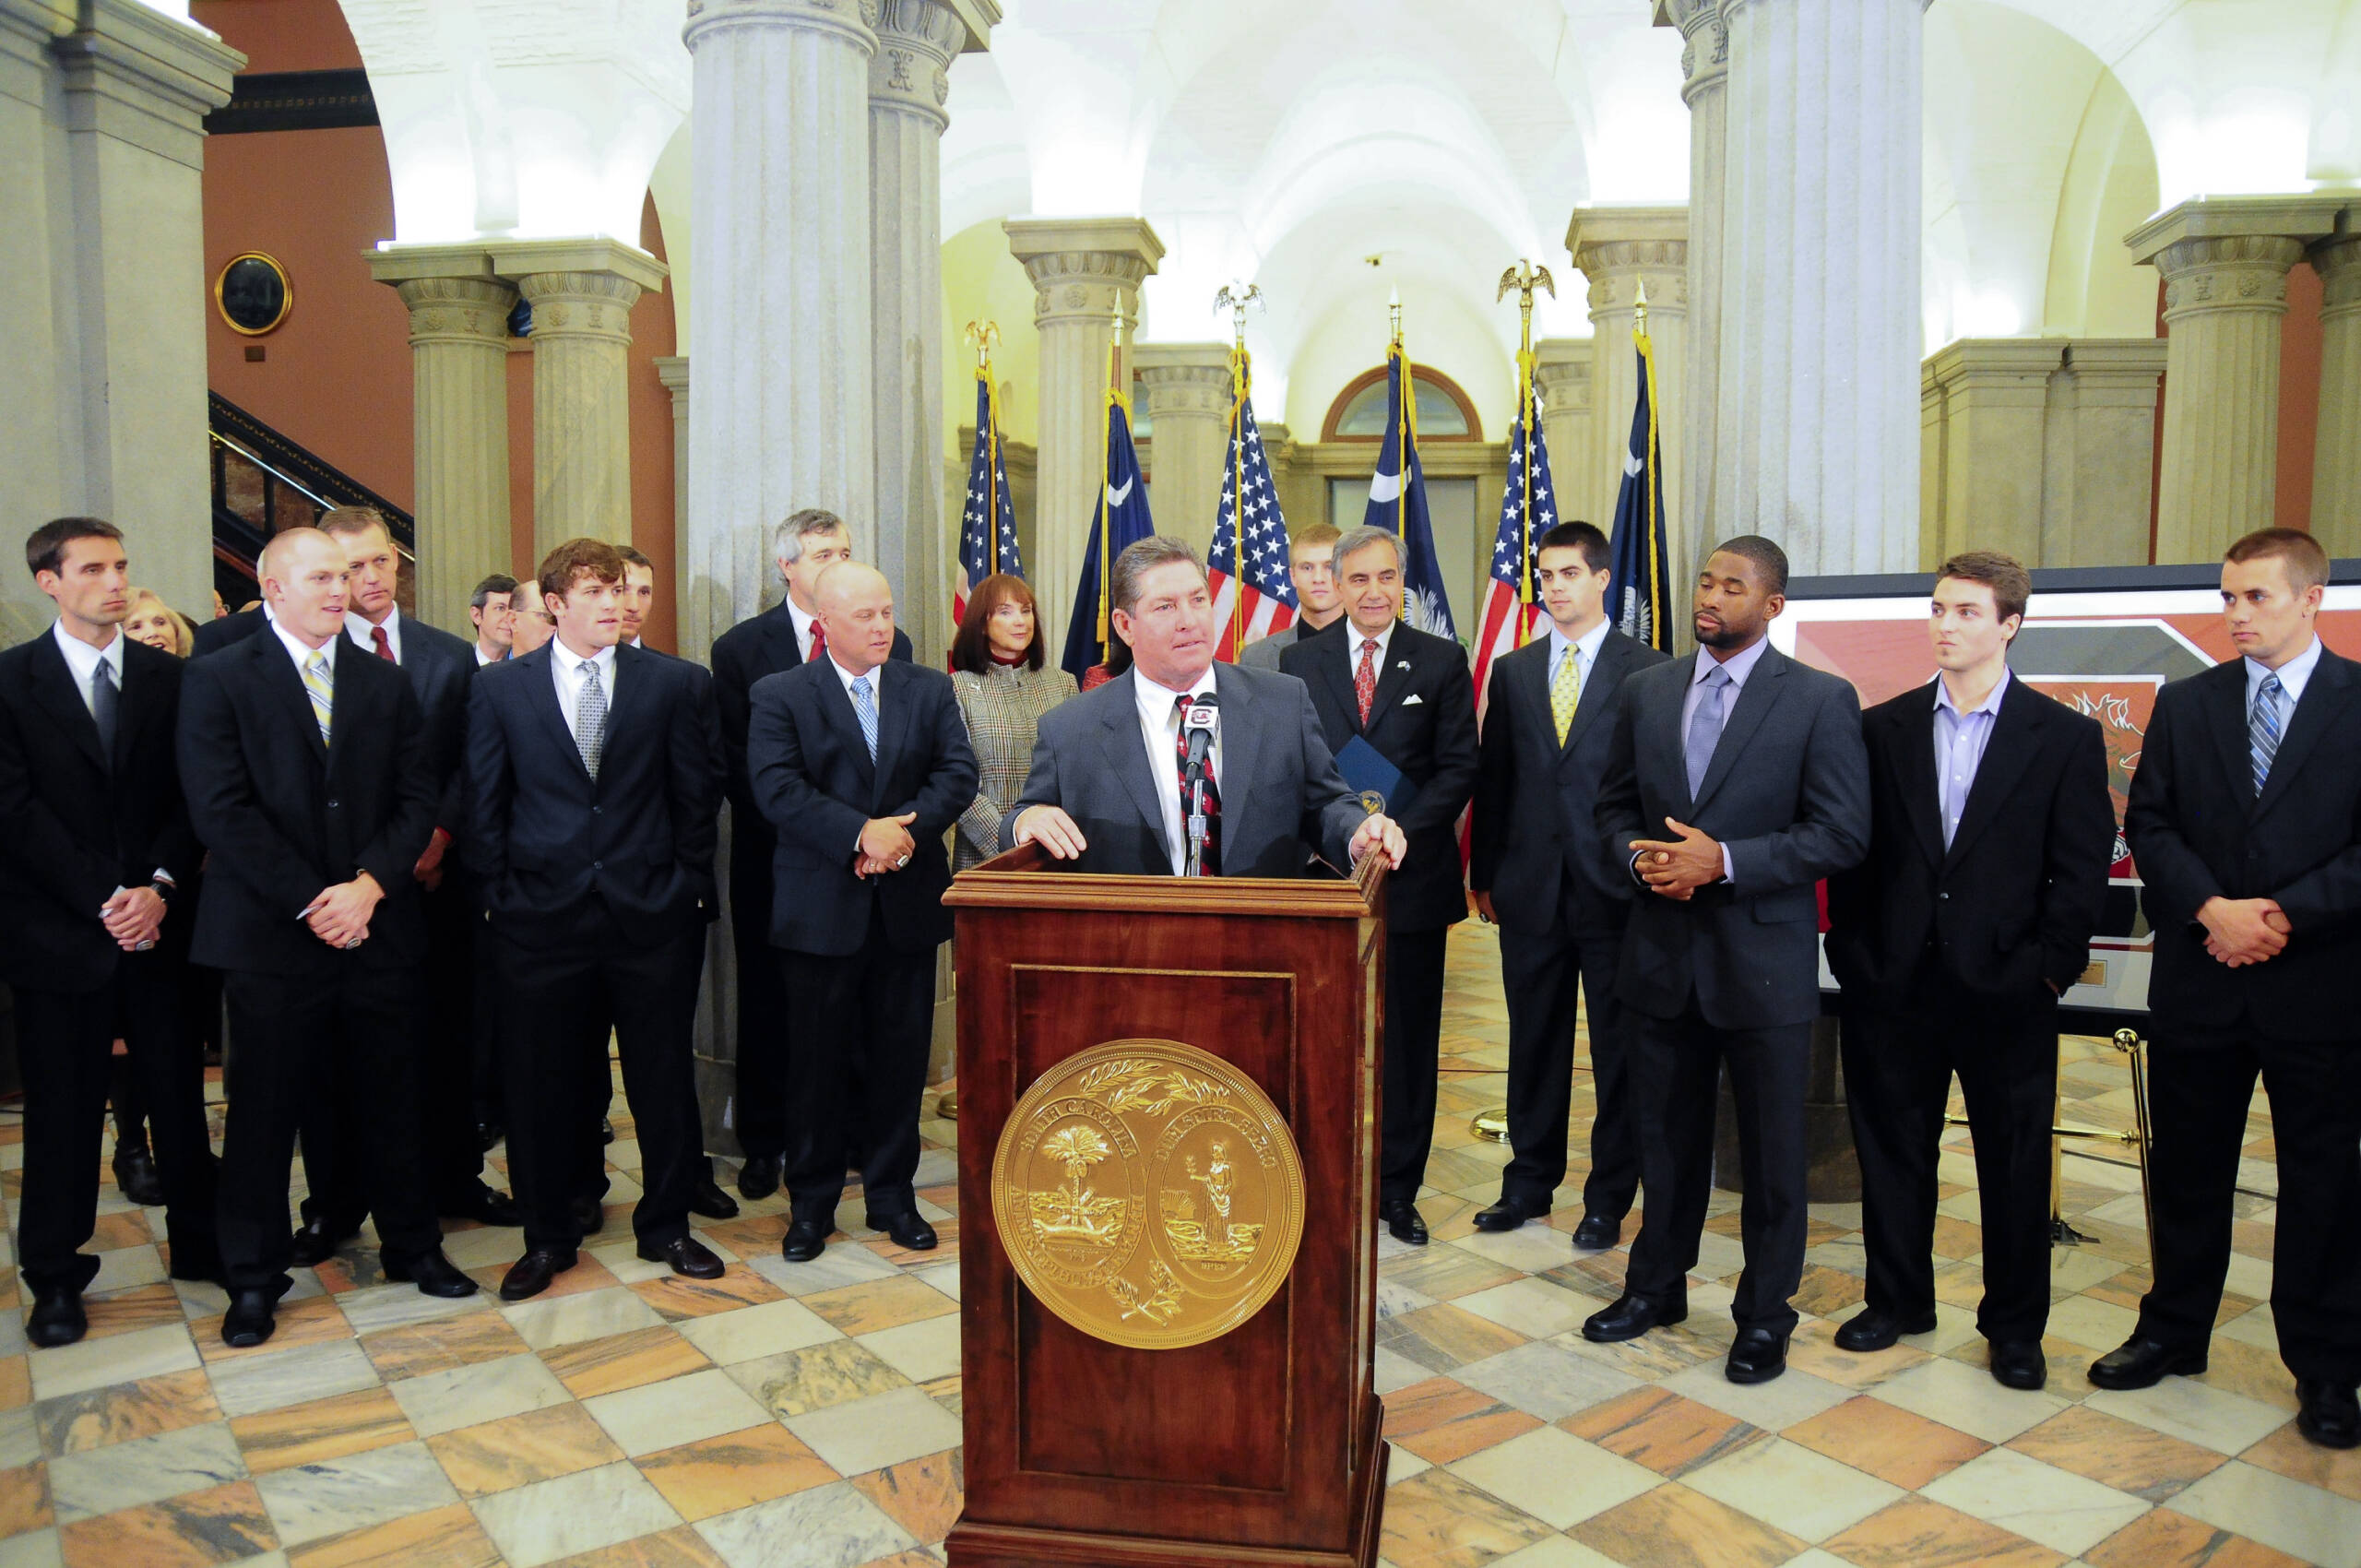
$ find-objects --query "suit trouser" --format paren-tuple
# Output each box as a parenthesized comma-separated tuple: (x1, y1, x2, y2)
(777, 906, 935, 1224)
(16, 954, 219, 1291)
(218, 965, 438, 1289)
(1381, 928, 1451, 1206)
(1843, 985, 2057, 1343)
(1623, 1005, 1811, 1333)
(729, 844, 790, 1161)
(496, 902, 706, 1253)
(2137, 1031, 2361, 1385)
(1498, 905, 1632, 1215)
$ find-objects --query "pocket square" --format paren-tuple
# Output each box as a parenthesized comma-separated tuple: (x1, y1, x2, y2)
(1400, 693, 1424, 706)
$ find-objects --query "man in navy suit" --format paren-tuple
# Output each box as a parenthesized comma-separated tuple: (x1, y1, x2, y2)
(467, 538, 728, 1301)
(749, 563, 975, 1263)
(711, 509, 915, 1203)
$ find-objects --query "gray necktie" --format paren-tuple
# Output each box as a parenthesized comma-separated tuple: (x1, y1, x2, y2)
(575, 660, 607, 779)
(1685, 663, 1731, 799)
(91, 659, 118, 763)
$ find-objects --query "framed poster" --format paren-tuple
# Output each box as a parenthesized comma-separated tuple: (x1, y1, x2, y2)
(1775, 561, 2361, 1027)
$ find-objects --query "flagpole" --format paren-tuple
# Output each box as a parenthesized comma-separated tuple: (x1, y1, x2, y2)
(1217, 283, 1259, 659)
(1388, 288, 1406, 538)
(1096, 302, 1121, 658)
(1636, 281, 1663, 653)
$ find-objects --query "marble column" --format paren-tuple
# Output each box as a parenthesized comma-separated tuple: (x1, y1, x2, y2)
(1920, 339, 2061, 567)
(1134, 343, 1233, 547)
(871, 0, 967, 663)
(1532, 340, 1595, 529)
(682, 0, 877, 661)
(368, 246, 516, 634)
(1004, 216, 1163, 651)
(2311, 224, 2361, 554)
(489, 238, 665, 561)
(1567, 208, 1686, 553)
(654, 355, 696, 652)
(1714, 0, 1924, 575)
(1661, 0, 1728, 542)
(2050, 340, 2168, 568)
(2129, 197, 2342, 563)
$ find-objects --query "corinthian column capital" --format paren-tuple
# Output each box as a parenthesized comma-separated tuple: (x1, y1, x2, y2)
(869, 0, 965, 126)
(1004, 216, 1166, 331)
(683, 0, 878, 58)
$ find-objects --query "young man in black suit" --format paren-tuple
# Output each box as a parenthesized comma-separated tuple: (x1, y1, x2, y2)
(1469, 521, 1669, 1248)
(2096, 528, 2361, 1449)
(467, 538, 727, 1301)
(1825, 551, 2112, 1391)
(710, 509, 914, 1202)
(1585, 536, 1870, 1384)
(178, 527, 475, 1346)
(0, 517, 220, 1345)
(747, 563, 976, 1263)
(1282, 525, 1478, 1246)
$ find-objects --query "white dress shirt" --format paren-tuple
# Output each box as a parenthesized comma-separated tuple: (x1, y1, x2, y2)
(1347, 621, 1396, 700)
(2245, 634, 2323, 731)
(50, 619, 124, 720)
(272, 618, 337, 677)
(552, 641, 618, 749)
(788, 598, 821, 662)
(1931, 667, 2010, 849)
(1133, 666, 1222, 875)
(346, 606, 403, 664)
(825, 650, 883, 724)
(475, 644, 504, 667)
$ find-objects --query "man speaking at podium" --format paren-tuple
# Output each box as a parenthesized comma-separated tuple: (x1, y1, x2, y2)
(1003, 535, 1406, 882)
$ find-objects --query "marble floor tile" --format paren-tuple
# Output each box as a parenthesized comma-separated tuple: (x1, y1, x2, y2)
(1679, 1434, 1907, 1542)
(208, 1341, 380, 1420)
(251, 1439, 461, 1549)
(386, 1351, 571, 1440)
(541, 1328, 716, 1399)
(228, 1386, 413, 1476)
(1372, 1346, 1430, 1396)
(34, 1367, 220, 1457)
(1821, 1496, 2067, 1568)
(330, 1286, 490, 1340)
(631, 1424, 836, 1523)
(1480, 1537, 1624, 1568)
(1451, 1278, 1599, 1343)
(2080, 1505, 2315, 1568)
(425, 1403, 626, 1499)
(1446, 1427, 1659, 1530)
(1655, 1358, 1852, 1432)
(0, 1529, 61, 1568)
(504, 1289, 667, 1354)
(1378, 1302, 1531, 1375)
(1559, 1385, 1767, 1479)
(468, 1461, 684, 1568)
(796, 1277, 956, 1338)
(582, 1368, 771, 1458)
(725, 1339, 910, 1420)
(693, 1479, 916, 1568)
(625, 1270, 784, 1324)
(741, 1247, 899, 1301)
(1872, 1354, 2070, 1443)
(782, 1386, 961, 1478)
(1378, 1467, 1556, 1568)
(2237, 1419, 2361, 1503)
(53, 1477, 274, 1568)
(193, 1299, 352, 1367)
(2006, 1404, 2230, 1503)
(77, 1284, 187, 1341)
(2082, 1377, 2291, 1456)
(1566, 1479, 1804, 1568)
(1450, 1339, 1643, 1425)
(672, 1301, 837, 1369)
(2042, 1294, 2144, 1354)
(48, 1420, 246, 1524)
(2167, 1458, 2361, 1568)
(539, 1523, 730, 1568)
(28, 1324, 197, 1402)
(854, 1314, 961, 1386)
(1452, 1226, 1595, 1278)
(0, 1458, 49, 1534)
(282, 1498, 501, 1567)
(846, 1447, 961, 1547)
(357, 1311, 532, 1385)
(1779, 1394, 1988, 1491)
(1916, 1445, 2151, 1557)
(85, 1246, 167, 1297)
(1380, 1244, 1525, 1306)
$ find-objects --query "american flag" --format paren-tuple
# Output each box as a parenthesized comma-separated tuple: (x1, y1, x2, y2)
(1208, 358, 1297, 661)
(953, 370, 1023, 629)
(1471, 400, 1559, 730)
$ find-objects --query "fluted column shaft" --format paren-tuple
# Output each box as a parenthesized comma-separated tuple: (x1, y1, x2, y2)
(1533, 341, 1594, 526)
(1004, 217, 1163, 652)
(655, 356, 695, 651)
(871, 0, 963, 662)
(1665, 0, 1728, 542)
(1568, 208, 1687, 552)
(1714, 0, 1923, 575)
(1134, 344, 1233, 548)
(683, 0, 876, 656)
(2312, 232, 2361, 553)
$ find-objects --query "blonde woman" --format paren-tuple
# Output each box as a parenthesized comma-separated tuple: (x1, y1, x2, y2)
(950, 574, 1075, 872)
(123, 588, 195, 659)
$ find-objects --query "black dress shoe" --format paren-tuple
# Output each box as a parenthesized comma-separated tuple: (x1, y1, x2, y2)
(1572, 1213, 1621, 1252)
(1472, 1194, 1548, 1233)
(639, 1236, 726, 1279)
(600, 1117, 615, 1145)
(2088, 1336, 2208, 1390)
(1583, 1292, 1686, 1343)
(1380, 1199, 1428, 1246)
(737, 1154, 783, 1202)
(26, 1287, 86, 1348)
(289, 1216, 353, 1267)
(570, 1196, 606, 1236)
(220, 1287, 279, 1348)
(384, 1248, 479, 1299)
(689, 1173, 741, 1220)
(1988, 1339, 2047, 1391)
(1726, 1326, 1790, 1384)
(781, 1218, 829, 1263)
(871, 1213, 937, 1251)
(499, 1248, 578, 1301)
(444, 1184, 522, 1228)
(112, 1146, 165, 1207)
(1834, 1307, 1939, 1352)
(2296, 1380, 2361, 1449)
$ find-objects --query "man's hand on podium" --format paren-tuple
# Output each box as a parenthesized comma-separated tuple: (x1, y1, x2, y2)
(1350, 814, 1406, 870)
(1013, 804, 1089, 861)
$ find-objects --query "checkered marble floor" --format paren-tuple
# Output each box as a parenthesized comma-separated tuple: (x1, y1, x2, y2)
(2, 921, 2355, 1568)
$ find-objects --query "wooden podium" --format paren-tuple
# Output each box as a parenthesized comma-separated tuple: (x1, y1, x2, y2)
(942, 845, 1388, 1568)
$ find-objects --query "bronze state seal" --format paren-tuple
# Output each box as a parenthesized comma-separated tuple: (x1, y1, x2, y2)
(991, 1039, 1307, 1350)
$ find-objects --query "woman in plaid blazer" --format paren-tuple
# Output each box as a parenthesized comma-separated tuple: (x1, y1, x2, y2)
(950, 575, 1077, 872)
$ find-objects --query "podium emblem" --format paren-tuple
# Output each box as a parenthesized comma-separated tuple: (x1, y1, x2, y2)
(991, 1039, 1307, 1350)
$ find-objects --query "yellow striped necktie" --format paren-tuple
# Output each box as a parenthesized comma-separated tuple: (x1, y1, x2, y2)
(302, 650, 334, 747)
(1550, 643, 1583, 746)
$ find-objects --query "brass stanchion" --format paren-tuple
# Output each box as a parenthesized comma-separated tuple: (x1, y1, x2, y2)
(1470, 1107, 1509, 1142)
(937, 1088, 960, 1123)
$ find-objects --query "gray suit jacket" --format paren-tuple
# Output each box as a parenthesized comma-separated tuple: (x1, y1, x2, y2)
(1596, 643, 1869, 1029)
(999, 663, 1367, 877)
(1240, 622, 1305, 671)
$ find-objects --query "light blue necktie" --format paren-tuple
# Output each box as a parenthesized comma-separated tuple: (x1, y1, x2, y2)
(1685, 663, 1730, 799)
(2250, 672, 2284, 795)
(852, 673, 878, 761)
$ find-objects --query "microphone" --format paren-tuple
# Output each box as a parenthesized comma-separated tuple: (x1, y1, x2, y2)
(1181, 692, 1218, 778)
(1182, 692, 1218, 877)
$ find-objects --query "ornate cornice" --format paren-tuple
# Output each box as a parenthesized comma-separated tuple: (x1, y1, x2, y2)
(1004, 216, 1164, 330)
(2314, 232, 2361, 314)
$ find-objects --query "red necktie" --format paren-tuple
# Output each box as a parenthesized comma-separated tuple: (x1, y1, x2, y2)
(1354, 637, 1378, 727)
(372, 625, 396, 663)
(809, 621, 826, 660)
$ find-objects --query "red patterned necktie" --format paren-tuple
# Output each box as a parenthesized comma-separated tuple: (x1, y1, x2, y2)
(1354, 637, 1378, 727)
(371, 625, 396, 663)
(1174, 694, 1220, 875)
(809, 621, 826, 660)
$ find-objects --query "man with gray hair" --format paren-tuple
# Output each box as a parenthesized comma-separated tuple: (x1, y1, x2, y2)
(709, 508, 913, 1200)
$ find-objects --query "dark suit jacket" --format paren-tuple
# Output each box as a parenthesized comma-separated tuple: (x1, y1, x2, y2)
(1471, 628, 1670, 935)
(2124, 647, 2361, 1042)
(1000, 663, 1367, 878)
(1597, 644, 1870, 1029)
(712, 603, 913, 875)
(348, 615, 474, 840)
(1282, 620, 1478, 931)
(746, 657, 977, 956)
(193, 605, 264, 657)
(0, 632, 203, 992)
(1826, 675, 2112, 1009)
(177, 628, 437, 974)
(464, 642, 722, 950)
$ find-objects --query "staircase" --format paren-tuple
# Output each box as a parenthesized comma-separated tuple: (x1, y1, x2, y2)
(208, 392, 413, 611)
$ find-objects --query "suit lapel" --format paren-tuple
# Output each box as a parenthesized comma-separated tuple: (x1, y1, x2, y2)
(813, 659, 879, 795)
(1311, 630, 1363, 735)
(522, 647, 591, 784)
(1558, 634, 1624, 759)
(27, 634, 107, 774)
(259, 633, 332, 771)
(871, 660, 919, 797)
(2253, 651, 2352, 823)
(1213, 663, 1261, 857)
(2203, 664, 2257, 810)
(1940, 678, 2039, 871)
(764, 605, 805, 676)
(1098, 672, 1173, 862)
(1361, 629, 1418, 729)
(1648, 656, 1695, 814)
(114, 644, 160, 776)
(1691, 647, 1786, 814)
(1892, 686, 1945, 866)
